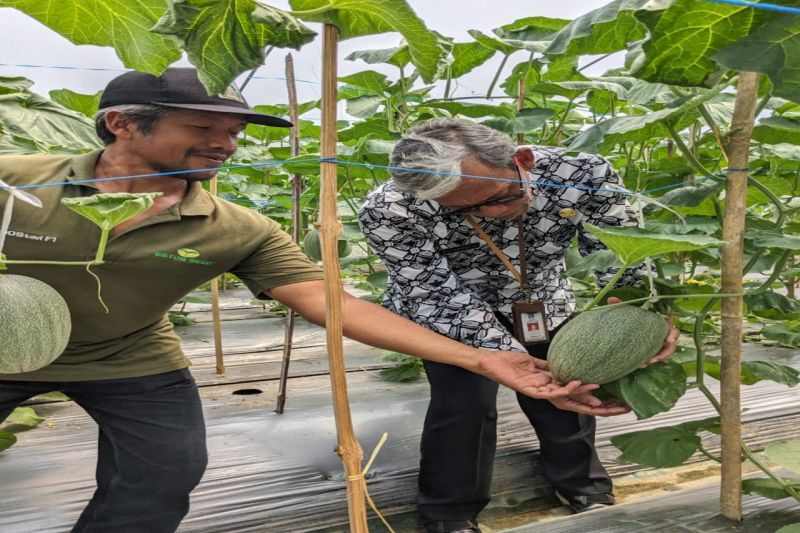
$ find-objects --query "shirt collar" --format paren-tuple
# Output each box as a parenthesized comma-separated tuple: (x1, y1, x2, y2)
(64, 149, 215, 217)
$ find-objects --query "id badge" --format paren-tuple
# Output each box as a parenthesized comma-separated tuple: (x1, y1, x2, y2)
(511, 301, 550, 346)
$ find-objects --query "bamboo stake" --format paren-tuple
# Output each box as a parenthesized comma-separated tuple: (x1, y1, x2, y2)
(319, 24, 368, 531)
(276, 53, 302, 414)
(719, 72, 759, 521)
(209, 176, 225, 375)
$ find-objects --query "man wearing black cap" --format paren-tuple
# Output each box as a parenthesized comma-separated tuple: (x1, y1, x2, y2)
(0, 68, 626, 533)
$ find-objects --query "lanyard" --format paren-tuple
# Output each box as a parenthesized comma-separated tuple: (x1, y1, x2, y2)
(464, 215, 530, 291)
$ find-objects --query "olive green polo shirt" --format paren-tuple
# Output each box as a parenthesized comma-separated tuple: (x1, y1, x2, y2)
(0, 150, 323, 381)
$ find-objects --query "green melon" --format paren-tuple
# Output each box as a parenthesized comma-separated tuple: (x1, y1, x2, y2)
(302, 229, 352, 262)
(0, 275, 72, 374)
(548, 305, 669, 385)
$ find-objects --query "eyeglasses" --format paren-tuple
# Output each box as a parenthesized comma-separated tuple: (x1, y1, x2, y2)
(447, 165, 528, 216)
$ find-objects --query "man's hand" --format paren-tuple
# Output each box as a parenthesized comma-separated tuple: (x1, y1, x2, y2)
(476, 351, 630, 416)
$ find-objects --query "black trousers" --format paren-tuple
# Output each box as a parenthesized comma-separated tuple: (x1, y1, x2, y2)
(417, 320, 612, 522)
(0, 369, 208, 533)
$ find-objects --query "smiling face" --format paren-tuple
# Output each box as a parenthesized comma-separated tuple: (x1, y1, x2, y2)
(119, 109, 248, 181)
(436, 153, 533, 220)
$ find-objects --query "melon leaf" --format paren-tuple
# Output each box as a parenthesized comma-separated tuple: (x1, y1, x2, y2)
(765, 440, 800, 474)
(601, 360, 687, 419)
(0, 430, 16, 453)
(61, 192, 162, 231)
(611, 422, 703, 468)
(583, 223, 725, 265)
(743, 478, 800, 501)
(5, 407, 44, 428)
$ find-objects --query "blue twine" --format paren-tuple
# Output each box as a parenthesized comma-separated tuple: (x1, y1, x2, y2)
(0, 156, 737, 198)
(704, 0, 800, 14)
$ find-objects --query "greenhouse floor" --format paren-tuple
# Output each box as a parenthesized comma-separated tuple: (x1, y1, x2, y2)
(1, 289, 799, 533)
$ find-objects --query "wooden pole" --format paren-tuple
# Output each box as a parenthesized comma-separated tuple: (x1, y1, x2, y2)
(319, 24, 368, 531)
(719, 72, 759, 521)
(276, 53, 302, 414)
(209, 176, 225, 375)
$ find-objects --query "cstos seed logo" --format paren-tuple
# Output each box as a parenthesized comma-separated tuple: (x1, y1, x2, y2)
(178, 248, 200, 258)
(154, 248, 214, 265)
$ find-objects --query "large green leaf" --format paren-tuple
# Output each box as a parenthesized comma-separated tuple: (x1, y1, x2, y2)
(49, 89, 103, 119)
(345, 46, 411, 68)
(492, 16, 571, 43)
(714, 15, 800, 103)
(683, 356, 800, 386)
(766, 440, 800, 474)
(545, 0, 674, 56)
(601, 360, 687, 419)
(611, 416, 719, 467)
(423, 102, 516, 119)
(658, 180, 724, 207)
(566, 86, 725, 153)
(743, 478, 800, 500)
(746, 228, 800, 251)
(0, 430, 16, 453)
(5, 407, 44, 427)
(339, 70, 390, 94)
(752, 117, 800, 146)
(583, 224, 724, 265)
(448, 42, 496, 79)
(152, 0, 315, 94)
(513, 108, 557, 132)
(745, 291, 800, 321)
(0, 0, 181, 74)
(762, 323, 800, 348)
(467, 29, 521, 55)
(632, 0, 759, 87)
(290, 0, 448, 83)
(0, 79, 101, 155)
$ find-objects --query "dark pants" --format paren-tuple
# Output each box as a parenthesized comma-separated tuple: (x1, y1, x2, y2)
(417, 320, 612, 522)
(0, 369, 208, 533)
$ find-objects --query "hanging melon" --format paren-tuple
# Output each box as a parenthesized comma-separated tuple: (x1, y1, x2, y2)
(302, 228, 352, 262)
(0, 274, 71, 374)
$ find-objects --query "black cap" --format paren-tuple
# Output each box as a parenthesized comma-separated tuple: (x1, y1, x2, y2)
(99, 68, 292, 127)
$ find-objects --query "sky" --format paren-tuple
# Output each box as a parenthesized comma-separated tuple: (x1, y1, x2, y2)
(0, 0, 617, 118)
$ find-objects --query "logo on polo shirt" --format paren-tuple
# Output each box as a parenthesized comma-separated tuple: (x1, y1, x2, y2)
(178, 248, 200, 258)
(154, 249, 214, 265)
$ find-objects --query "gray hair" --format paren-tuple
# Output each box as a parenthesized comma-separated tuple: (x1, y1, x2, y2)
(389, 118, 517, 200)
(94, 104, 177, 145)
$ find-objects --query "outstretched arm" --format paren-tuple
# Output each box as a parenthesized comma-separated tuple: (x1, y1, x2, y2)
(266, 280, 629, 416)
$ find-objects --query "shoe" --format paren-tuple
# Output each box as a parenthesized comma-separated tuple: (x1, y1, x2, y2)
(421, 519, 482, 533)
(555, 491, 614, 514)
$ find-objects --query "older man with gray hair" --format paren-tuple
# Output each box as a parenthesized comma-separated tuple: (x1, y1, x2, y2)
(359, 118, 677, 533)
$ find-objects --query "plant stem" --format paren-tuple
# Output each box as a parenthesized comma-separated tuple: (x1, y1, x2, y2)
(697, 383, 722, 412)
(486, 54, 509, 100)
(740, 442, 800, 502)
(698, 444, 722, 463)
(667, 123, 714, 177)
(581, 265, 629, 312)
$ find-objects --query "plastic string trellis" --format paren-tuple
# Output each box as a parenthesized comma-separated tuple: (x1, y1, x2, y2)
(704, 0, 800, 15)
(0, 157, 740, 199)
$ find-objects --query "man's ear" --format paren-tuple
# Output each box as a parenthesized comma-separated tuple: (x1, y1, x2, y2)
(103, 111, 138, 141)
(515, 147, 535, 171)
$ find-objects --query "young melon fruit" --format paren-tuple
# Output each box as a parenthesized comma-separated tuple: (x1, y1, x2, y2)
(302, 229, 352, 262)
(0, 275, 72, 374)
(547, 305, 669, 385)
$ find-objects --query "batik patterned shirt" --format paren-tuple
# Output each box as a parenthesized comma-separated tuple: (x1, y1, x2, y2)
(358, 147, 640, 353)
